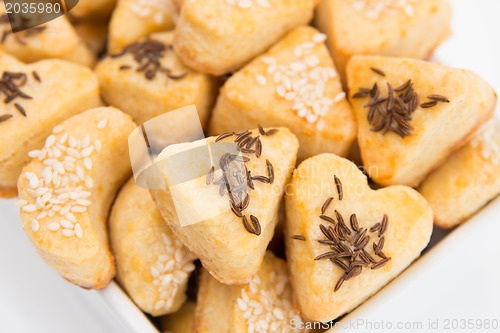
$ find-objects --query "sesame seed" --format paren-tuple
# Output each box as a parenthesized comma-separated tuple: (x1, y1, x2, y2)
(74, 223, 83, 238)
(312, 33, 327, 43)
(22, 204, 37, 213)
(334, 91, 346, 103)
(95, 140, 102, 153)
(61, 229, 75, 237)
(28, 150, 40, 158)
(45, 134, 56, 148)
(46, 222, 60, 231)
(52, 125, 64, 134)
(31, 218, 39, 232)
(59, 219, 74, 229)
(255, 74, 267, 86)
(85, 176, 94, 189)
(71, 206, 87, 213)
(15, 199, 27, 208)
(237, 0, 252, 8)
(97, 119, 108, 129)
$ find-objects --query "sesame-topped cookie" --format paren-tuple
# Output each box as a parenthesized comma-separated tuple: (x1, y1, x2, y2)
(315, 0, 452, 82)
(17, 107, 136, 289)
(109, 178, 196, 316)
(95, 32, 218, 127)
(150, 127, 298, 284)
(108, 0, 180, 54)
(174, 0, 319, 75)
(419, 121, 500, 229)
(0, 52, 101, 198)
(0, 10, 95, 67)
(285, 154, 433, 322)
(347, 55, 497, 187)
(193, 251, 306, 333)
(210, 26, 356, 161)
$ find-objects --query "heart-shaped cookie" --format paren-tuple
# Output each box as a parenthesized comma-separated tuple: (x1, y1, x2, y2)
(17, 107, 136, 289)
(151, 127, 298, 284)
(347, 55, 497, 187)
(285, 154, 432, 322)
(0, 52, 101, 197)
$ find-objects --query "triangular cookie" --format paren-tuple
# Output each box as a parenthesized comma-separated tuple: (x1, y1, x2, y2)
(285, 154, 433, 322)
(419, 121, 500, 228)
(0, 52, 101, 197)
(17, 107, 136, 289)
(210, 26, 356, 161)
(174, 0, 319, 75)
(347, 55, 497, 187)
(151, 127, 298, 284)
(193, 251, 305, 333)
(315, 0, 452, 82)
(95, 32, 218, 127)
(0, 10, 95, 67)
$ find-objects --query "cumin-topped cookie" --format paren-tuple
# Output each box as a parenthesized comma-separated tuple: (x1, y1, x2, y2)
(347, 55, 497, 187)
(17, 107, 135, 289)
(285, 154, 433, 322)
(419, 121, 500, 229)
(109, 178, 196, 316)
(0, 12, 95, 67)
(150, 127, 298, 284)
(0, 52, 101, 198)
(210, 26, 356, 161)
(174, 0, 319, 75)
(193, 252, 306, 333)
(315, 0, 452, 82)
(108, 0, 180, 53)
(95, 32, 217, 127)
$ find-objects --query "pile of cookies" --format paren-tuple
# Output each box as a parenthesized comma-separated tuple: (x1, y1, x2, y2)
(1, 0, 498, 332)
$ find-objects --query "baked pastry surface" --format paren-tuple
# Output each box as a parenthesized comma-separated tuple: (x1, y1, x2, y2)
(0, 52, 101, 197)
(315, 0, 452, 82)
(151, 127, 298, 284)
(96, 31, 218, 127)
(107, 0, 179, 53)
(110, 178, 196, 316)
(174, 0, 318, 75)
(17, 107, 135, 289)
(419, 121, 500, 228)
(193, 251, 305, 333)
(209, 26, 356, 161)
(285, 153, 433, 321)
(0, 11, 95, 67)
(347, 55, 497, 187)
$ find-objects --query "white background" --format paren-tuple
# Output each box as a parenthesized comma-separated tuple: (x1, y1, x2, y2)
(0, 0, 499, 332)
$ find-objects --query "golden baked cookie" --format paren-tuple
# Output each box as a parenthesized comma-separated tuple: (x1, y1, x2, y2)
(209, 26, 356, 161)
(285, 154, 433, 322)
(419, 121, 500, 229)
(108, 0, 179, 53)
(161, 301, 196, 333)
(347, 55, 497, 187)
(150, 127, 298, 284)
(17, 107, 135, 289)
(315, 0, 452, 82)
(0, 11, 95, 67)
(0, 52, 101, 197)
(95, 32, 218, 127)
(174, 0, 319, 75)
(193, 251, 306, 333)
(109, 178, 196, 316)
